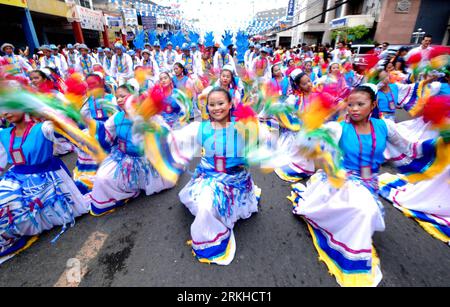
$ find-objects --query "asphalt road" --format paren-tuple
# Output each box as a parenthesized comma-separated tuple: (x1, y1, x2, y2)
(0, 110, 449, 287)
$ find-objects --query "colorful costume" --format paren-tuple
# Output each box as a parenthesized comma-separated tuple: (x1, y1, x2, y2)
(89, 111, 174, 216)
(274, 93, 315, 182)
(0, 121, 88, 259)
(288, 118, 439, 286)
(74, 94, 118, 194)
(168, 121, 262, 264)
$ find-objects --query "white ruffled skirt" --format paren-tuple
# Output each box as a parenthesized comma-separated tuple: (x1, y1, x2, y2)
(0, 160, 88, 260)
(179, 162, 261, 265)
(379, 167, 450, 244)
(89, 147, 175, 216)
(289, 170, 385, 287)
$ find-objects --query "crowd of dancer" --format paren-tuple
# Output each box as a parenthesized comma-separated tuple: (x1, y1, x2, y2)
(0, 32, 448, 287)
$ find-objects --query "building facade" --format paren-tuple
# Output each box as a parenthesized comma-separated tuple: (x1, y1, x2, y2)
(291, 0, 449, 47)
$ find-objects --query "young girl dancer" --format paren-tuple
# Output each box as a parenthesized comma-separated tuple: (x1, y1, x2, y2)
(163, 87, 265, 265)
(0, 111, 89, 259)
(288, 85, 443, 286)
(88, 84, 175, 216)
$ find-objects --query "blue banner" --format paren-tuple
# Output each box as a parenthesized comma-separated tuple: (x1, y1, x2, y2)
(287, 0, 295, 18)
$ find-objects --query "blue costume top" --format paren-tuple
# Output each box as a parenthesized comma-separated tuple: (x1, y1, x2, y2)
(343, 71, 356, 87)
(0, 123, 53, 166)
(198, 121, 246, 170)
(271, 76, 290, 96)
(161, 92, 183, 128)
(307, 71, 318, 83)
(173, 75, 189, 90)
(439, 83, 450, 96)
(377, 84, 399, 114)
(87, 94, 115, 121)
(114, 111, 142, 156)
(339, 118, 387, 174)
(154, 51, 164, 69)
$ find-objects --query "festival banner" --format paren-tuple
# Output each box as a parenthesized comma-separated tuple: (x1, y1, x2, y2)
(123, 8, 138, 27)
(142, 15, 157, 30)
(73, 5, 104, 31)
(105, 15, 123, 28)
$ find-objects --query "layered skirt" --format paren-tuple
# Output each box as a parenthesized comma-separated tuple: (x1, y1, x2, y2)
(179, 161, 261, 265)
(288, 170, 385, 287)
(274, 130, 315, 182)
(89, 147, 175, 216)
(379, 167, 450, 244)
(0, 158, 89, 260)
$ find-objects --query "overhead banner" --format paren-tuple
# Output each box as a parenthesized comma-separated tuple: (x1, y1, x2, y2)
(123, 8, 138, 27)
(0, 0, 27, 8)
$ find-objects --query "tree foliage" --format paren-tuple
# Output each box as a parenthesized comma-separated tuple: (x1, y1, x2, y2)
(331, 25, 370, 42)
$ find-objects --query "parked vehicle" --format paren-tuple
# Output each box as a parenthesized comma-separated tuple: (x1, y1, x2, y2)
(351, 43, 419, 73)
(351, 44, 376, 73)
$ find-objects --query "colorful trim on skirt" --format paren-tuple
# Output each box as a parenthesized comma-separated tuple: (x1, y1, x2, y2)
(379, 173, 450, 244)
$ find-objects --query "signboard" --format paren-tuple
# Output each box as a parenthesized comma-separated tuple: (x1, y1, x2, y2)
(123, 8, 138, 27)
(141, 15, 157, 30)
(0, 0, 27, 8)
(330, 17, 347, 28)
(396, 0, 411, 13)
(68, 5, 104, 31)
(105, 15, 123, 28)
(286, 0, 296, 19)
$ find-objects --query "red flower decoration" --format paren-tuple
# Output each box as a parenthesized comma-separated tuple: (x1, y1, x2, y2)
(423, 95, 450, 126)
(233, 103, 257, 122)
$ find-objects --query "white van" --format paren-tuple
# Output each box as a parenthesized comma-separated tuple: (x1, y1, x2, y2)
(350, 44, 375, 55)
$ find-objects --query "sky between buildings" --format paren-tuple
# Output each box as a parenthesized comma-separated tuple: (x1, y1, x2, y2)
(153, 0, 289, 36)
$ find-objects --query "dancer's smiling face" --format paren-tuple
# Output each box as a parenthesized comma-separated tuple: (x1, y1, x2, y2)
(207, 90, 232, 123)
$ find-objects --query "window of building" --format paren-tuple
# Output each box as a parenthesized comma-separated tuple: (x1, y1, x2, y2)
(79, 0, 92, 9)
(335, 0, 344, 18)
(320, 0, 329, 23)
(347, 0, 364, 15)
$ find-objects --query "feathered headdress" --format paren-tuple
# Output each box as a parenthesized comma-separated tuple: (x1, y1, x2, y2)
(133, 30, 146, 50)
(235, 31, 249, 64)
(204, 32, 215, 48)
(221, 30, 233, 48)
(147, 30, 158, 46)
(188, 31, 200, 45)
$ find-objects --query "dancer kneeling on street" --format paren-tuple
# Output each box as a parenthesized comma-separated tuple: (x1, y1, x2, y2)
(0, 111, 89, 260)
(160, 87, 272, 265)
(88, 84, 175, 216)
(288, 85, 447, 287)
